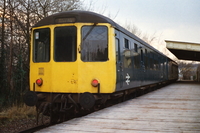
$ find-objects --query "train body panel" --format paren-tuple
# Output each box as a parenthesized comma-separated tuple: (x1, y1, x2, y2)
(114, 29, 171, 91)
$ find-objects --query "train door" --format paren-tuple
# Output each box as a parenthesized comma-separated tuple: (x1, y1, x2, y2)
(165, 58, 169, 80)
(140, 48, 145, 85)
(160, 57, 165, 81)
(115, 30, 123, 89)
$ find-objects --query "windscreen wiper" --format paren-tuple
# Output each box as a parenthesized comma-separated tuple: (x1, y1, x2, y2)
(82, 23, 98, 41)
(79, 23, 98, 53)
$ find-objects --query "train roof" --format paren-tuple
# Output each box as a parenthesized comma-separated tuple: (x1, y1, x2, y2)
(33, 10, 168, 58)
(33, 10, 118, 27)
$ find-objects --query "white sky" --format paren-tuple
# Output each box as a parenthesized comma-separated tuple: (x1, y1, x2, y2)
(83, 0, 200, 44)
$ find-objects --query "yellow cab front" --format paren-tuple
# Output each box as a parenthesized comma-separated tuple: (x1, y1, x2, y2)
(30, 23, 116, 94)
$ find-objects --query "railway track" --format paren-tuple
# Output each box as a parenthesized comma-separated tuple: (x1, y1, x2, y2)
(19, 124, 50, 133)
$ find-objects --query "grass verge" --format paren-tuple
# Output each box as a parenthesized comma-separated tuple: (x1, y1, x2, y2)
(0, 105, 36, 126)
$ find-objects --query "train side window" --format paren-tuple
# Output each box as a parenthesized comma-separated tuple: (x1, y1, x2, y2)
(33, 28, 50, 62)
(161, 62, 163, 72)
(134, 43, 138, 52)
(124, 38, 129, 49)
(133, 43, 140, 68)
(145, 49, 148, 69)
(141, 49, 144, 64)
(54, 26, 77, 62)
(81, 26, 108, 62)
(115, 38, 121, 61)
(154, 54, 157, 70)
(150, 52, 154, 70)
(134, 49, 140, 68)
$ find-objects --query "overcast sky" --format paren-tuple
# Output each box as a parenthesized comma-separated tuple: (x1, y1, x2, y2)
(84, 0, 200, 43)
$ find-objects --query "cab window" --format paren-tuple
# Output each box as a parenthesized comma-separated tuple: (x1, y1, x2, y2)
(33, 28, 50, 62)
(54, 26, 77, 62)
(81, 26, 108, 62)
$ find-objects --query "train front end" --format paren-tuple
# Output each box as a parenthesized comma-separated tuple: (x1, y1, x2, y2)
(24, 11, 117, 114)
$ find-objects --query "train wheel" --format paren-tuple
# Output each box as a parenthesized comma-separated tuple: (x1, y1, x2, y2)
(79, 92, 95, 110)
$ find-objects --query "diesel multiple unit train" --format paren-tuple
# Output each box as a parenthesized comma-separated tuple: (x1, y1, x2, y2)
(24, 10, 178, 119)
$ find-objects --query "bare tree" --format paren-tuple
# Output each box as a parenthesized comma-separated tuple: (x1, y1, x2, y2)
(123, 21, 142, 37)
(178, 61, 197, 80)
(30, 0, 82, 19)
(0, 0, 84, 107)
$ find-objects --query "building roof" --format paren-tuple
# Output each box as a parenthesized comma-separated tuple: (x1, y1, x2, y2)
(165, 40, 200, 61)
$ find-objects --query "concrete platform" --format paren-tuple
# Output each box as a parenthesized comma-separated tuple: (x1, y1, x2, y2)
(37, 81, 200, 133)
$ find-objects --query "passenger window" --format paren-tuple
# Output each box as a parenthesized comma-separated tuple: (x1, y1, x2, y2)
(124, 38, 129, 49)
(54, 26, 77, 62)
(141, 49, 144, 63)
(153, 54, 157, 70)
(145, 49, 148, 69)
(124, 49, 132, 68)
(134, 43, 138, 52)
(134, 54, 140, 68)
(150, 52, 154, 70)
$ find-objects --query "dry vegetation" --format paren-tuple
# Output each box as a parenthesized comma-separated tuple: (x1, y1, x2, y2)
(0, 105, 36, 132)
